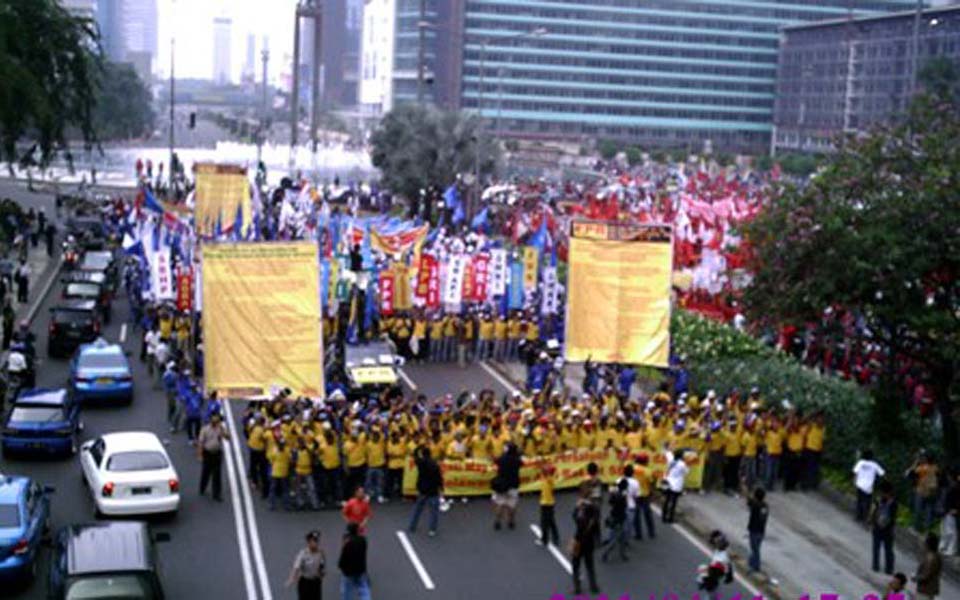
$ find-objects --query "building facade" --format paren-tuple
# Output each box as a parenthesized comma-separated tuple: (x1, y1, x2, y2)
(213, 16, 233, 85)
(774, 4, 960, 154)
(360, 0, 397, 116)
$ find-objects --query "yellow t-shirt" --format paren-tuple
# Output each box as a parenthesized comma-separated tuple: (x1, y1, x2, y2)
(787, 428, 805, 452)
(318, 437, 341, 469)
(295, 444, 314, 476)
(764, 428, 784, 456)
(636, 467, 653, 497)
(526, 322, 539, 341)
(805, 425, 824, 452)
(387, 439, 407, 469)
(345, 438, 367, 467)
(247, 425, 266, 452)
(494, 319, 508, 340)
(741, 431, 759, 457)
(540, 476, 556, 506)
(578, 429, 596, 450)
(443, 318, 458, 337)
(723, 430, 743, 457)
(413, 319, 427, 339)
(429, 321, 444, 340)
(366, 438, 386, 468)
(268, 446, 292, 478)
(478, 320, 494, 340)
(470, 435, 492, 460)
(625, 431, 644, 452)
(507, 318, 521, 339)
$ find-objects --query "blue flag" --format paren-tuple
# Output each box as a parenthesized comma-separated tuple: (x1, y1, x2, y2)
(529, 216, 548, 253)
(231, 203, 243, 242)
(471, 207, 488, 232)
(508, 261, 524, 309)
(443, 185, 460, 212)
(143, 187, 164, 213)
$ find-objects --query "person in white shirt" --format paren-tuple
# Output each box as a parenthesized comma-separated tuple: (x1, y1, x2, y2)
(622, 465, 641, 540)
(143, 328, 159, 377)
(663, 450, 689, 523)
(853, 448, 885, 522)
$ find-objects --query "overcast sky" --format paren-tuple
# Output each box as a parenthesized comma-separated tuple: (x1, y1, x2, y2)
(156, 0, 299, 84)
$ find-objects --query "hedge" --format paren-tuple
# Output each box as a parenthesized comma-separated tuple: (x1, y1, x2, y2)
(672, 311, 939, 501)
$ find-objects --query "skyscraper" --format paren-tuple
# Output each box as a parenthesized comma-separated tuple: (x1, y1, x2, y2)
(121, 0, 158, 82)
(213, 16, 233, 85)
(243, 33, 257, 84)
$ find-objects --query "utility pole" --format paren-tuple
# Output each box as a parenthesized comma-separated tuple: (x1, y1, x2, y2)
(417, 0, 426, 105)
(911, 0, 923, 101)
(310, 13, 322, 156)
(258, 46, 269, 164)
(169, 36, 175, 192)
(290, 8, 301, 175)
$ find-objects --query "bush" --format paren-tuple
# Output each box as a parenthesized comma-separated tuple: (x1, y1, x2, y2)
(672, 311, 775, 363)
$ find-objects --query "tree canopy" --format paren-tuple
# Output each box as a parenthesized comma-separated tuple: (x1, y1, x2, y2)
(370, 104, 501, 203)
(93, 62, 155, 141)
(0, 0, 102, 167)
(743, 95, 960, 457)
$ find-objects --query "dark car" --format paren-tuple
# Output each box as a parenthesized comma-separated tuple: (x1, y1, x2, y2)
(48, 521, 169, 600)
(62, 281, 112, 324)
(65, 217, 107, 250)
(0, 476, 54, 583)
(48, 300, 101, 358)
(77, 250, 118, 290)
(0, 389, 82, 458)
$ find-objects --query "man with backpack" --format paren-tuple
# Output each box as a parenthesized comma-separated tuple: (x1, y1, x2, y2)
(870, 480, 899, 575)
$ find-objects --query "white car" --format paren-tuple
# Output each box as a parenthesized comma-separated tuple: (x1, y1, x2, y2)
(79, 431, 180, 517)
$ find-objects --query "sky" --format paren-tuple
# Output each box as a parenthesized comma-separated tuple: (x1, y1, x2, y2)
(156, 0, 299, 85)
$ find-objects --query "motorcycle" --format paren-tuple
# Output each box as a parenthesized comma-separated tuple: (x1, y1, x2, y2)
(62, 240, 79, 270)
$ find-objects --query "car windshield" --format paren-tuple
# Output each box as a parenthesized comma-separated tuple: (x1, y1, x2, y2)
(106, 451, 169, 472)
(0, 503, 19, 527)
(66, 283, 101, 298)
(79, 352, 125, 370)
(9, 406, 65, 423)
(81, 256, 111, 269)
(54, 310, 94, 325)
(65, 574, 156, 600)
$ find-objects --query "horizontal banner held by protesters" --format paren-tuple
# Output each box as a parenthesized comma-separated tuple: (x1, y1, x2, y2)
(402, 448, 703, 497)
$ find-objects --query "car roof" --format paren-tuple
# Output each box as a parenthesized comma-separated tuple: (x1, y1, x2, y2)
(52, 299, 98, 312)
(101, 432, 165, 452)
(345, 342, 396, 364)
(15, 389, 68, 406)
(62, 271, 107, 283)
(0, 476, 28, 503)
(64, 521, 153, 575)
(78, 339, 124, 358)
(83, 250, 113, 259)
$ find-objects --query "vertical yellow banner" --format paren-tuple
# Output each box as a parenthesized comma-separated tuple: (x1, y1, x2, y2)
(194, 163, 252, 237)
(522, 246, 539, 291)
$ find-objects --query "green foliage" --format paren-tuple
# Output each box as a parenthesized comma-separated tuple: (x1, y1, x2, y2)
(776, 152, 821, 177)
(754, 154, 773, 172)
(0, 0, 102, 167)
(918, 56, 960, 102)
(92, 62, 155, 141)
(597, 139, 619, 160)
(370, 104, 502, 202)
(624, 146, 643, 166)
(744, 94, 960, 458)
(672, 311, 775, 363)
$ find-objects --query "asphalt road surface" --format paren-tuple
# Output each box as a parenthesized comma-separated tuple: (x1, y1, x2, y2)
(0, 185, 758, 600)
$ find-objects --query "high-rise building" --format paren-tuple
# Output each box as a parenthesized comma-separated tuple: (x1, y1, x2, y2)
(90, 0, 157, 82)
(213, 16, 233, 85)
(453, 0, 923, 153)
(60, 0, 96, 19)
(243, 33, 257, 84)
(296, 0, 362, 111)
(774, 4, 960, 154)
(360, 0, 396, 117)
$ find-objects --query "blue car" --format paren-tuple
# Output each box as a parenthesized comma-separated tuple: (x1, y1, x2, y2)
(0, 476, 53, 582)
(70, 339, 133, 403)
(1, 389, 82, 458)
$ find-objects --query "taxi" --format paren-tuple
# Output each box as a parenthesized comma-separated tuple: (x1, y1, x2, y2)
(69, 339, 133, 404)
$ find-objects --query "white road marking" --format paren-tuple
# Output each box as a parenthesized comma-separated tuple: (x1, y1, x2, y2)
(119, 323, 127, 344)
(397, 367, 418, 391)
(479, 360, 520, 394)
(26, 256, 63, 323)
(396, 531, 436, 590)
(529, 524, 573, 574)
(649, 504, 764, 598)
(220, 412, 258, 600)
(223, 399, 274, 600)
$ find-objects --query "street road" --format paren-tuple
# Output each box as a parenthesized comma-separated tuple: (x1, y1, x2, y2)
(0, 184, 758, 600)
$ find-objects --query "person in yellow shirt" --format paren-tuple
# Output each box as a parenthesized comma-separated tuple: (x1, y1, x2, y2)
(316, 427, 342, 507)
(558, 423, 578, 453)
(704, 422, 726, 492)
(490, 423, 510, 457)
(506, 313, 522, 360)
(762, 417, 784, 491)
(267, 439, 293, 511)
(802, 412, 826, 490)
(428, 316, 445, 362)
(442, 315, 459, 362)
(625, 424, 644, 454)
(460, 315, 475, 365)
(246, 414, 269, 499)
(578, 421, 597, 450)
(365, 430, 387, 503)
(412, 315, 428, 363)
(493, 316, 508, 361)
(446, 431, 468, 460)
(740, 421, 760, 491)
(783, 417, 806, 491)
(477, 313, 495, 360)
(525, 318, 540, 343)
(343, 428, 368, 498)
(722, 421, 743, 493)
(632, 456, 656, 540)
(293, 437, 319, 510)
(537, 465, 559, 546)
(386, 430, 407, 500)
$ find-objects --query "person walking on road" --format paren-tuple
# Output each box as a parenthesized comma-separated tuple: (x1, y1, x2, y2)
(339, 522, 371, 600)
(571, 484, 601, 595)
(906, 450, 940, 533)
(746, 487, 769, 574)
(633, 455, 656, 540)
(536, 464, 559, 547)
(197, 413, 230, 501)
(14, 259, 29, 303)
(940, 469, 960, 556)
(914, 533, 943, 600)
(662, 450, 689, 524)
(601, 478, 629, 562)
(870, 480, 899, 575)
(286, 530, 325, 600)
(408, 446, 443, 537)
(853, 449, 885, 523)
(1, 302, 13, 351)
(492, 442, 522, 530)
(342, 486, 372, 535)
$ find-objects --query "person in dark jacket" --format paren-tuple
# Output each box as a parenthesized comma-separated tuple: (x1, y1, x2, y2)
(492, 443, 522, 530)
(408, 446, 443, 536)
(870, 480, 899, 575)
(338, 523, 370, 600)
(571, 484, 601, 595)
(914, 533, 942, 600)
(747, 487, 769, 574)
(600, 478, 629, 562)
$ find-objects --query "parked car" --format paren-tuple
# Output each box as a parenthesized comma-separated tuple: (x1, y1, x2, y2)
(62, 280, 112, 324)
(0, 476, 54, 583)
(70, 339, 133, 404)
(79, 432, 180, 518)
(1, 389, 82, 458)
(48, 300, 101, 358)
(47, 521, 169, 599)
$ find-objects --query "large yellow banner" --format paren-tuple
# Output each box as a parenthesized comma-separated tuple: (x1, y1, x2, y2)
(402, 448, 703, 497)
(194, 163, 253, 237)
(565, 222, 672, 367)
(202, 242, 324, 398)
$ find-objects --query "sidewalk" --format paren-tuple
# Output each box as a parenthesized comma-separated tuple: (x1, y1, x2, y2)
(492, 358, 960, 600)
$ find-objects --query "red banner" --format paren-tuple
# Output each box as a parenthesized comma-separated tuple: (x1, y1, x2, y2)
(471, 254, 490, 302)
(415, 254, 440, 308)
(176, 268, 193, 312)
(379, 269, 395, 315)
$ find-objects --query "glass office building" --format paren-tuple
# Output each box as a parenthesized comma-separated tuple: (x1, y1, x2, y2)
(456, 0, 919, 153)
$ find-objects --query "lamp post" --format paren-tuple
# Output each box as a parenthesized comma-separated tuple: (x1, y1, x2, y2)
(168, 36, 175, 192)
(417, 0, 426, 105)
(258, 47, 269, 165)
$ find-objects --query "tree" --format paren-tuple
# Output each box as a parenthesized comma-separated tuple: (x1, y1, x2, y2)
(597, 139, 619, 160)
(370, 104, 502, 203)
(754, 154, 774, 172)
(0, 0, 102, 168)
(92, 62, 155, 141)
(918, 56, 960, 102)
(743, 95, 960, 458)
